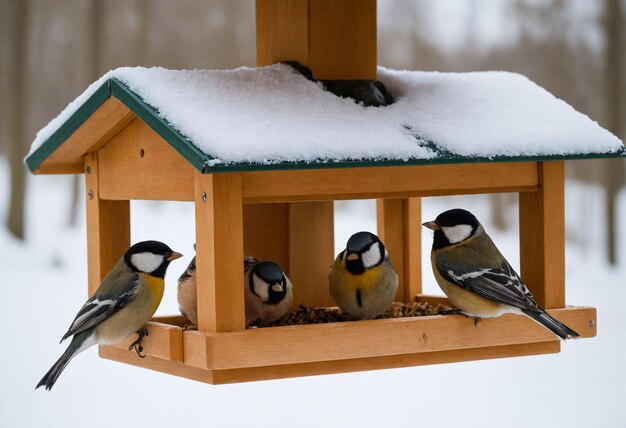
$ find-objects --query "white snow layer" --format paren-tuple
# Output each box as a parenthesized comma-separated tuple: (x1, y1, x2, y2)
(28, 64, 623, 164)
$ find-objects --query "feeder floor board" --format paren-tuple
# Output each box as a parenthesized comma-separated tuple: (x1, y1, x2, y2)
(99, 305, 595, 384)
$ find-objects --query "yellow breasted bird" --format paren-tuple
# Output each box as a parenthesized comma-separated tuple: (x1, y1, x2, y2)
(178, 251, 293, 326)
(423, 208, 579, 339)
(329, 231, 398, 319)
(36, 240, 182, 390)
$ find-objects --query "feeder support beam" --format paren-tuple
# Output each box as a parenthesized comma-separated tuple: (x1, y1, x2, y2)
(256, 0, 377, 79)
(195, 172, 246, 332)
(84, 152, 130, 296)
(377, 198, 422, 302)
(519, 161, 566, 309)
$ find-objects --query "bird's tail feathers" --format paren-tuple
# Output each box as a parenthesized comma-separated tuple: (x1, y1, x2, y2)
(36, 329, 96, 391)
(522, 308, 580, 340)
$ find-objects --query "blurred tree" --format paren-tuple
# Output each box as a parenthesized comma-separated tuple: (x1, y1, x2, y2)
(68, 0, 106, 227)
(603, 0, 625, 264)
(2, 0, 29, 239)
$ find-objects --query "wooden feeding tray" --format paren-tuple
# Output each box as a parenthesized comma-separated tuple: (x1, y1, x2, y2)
(26, 0, 621, 385)
(100, 301, 595, 384)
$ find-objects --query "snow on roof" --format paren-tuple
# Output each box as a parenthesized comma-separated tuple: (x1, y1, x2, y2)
(28, 63, 623, 166)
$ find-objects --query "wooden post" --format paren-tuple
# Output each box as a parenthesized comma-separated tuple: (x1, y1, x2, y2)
(289, 202, 335, 306)
(308, 0, 377, 79)
(254, 0, 376, 306)
(84, 152, 130, 295)
(377, 198, 422, 302)
(195, 171, 246, 332)
(519, 161, 565, 309)
(256, 0, 377, 79)
(243, 203, 290, 270)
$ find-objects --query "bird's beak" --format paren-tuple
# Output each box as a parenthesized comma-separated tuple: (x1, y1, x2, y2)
(346, 252, 359, 261)
(271, 283, 283, 292)
(167, 251, 183, 261)
(422, 221, 440, 230)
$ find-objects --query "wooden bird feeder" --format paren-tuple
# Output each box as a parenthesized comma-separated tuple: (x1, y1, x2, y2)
(26, 0, 624, 384)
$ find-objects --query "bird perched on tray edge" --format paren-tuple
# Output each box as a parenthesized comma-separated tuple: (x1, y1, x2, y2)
(329, 231, 398, 320)
(177, 247, 293, 326)
(36, 240, 182, 390)
(423, 208, 579, 340)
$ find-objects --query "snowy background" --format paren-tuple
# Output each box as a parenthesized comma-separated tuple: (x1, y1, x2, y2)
(2, 0, 625, 426)
(1, 157, 625, 427)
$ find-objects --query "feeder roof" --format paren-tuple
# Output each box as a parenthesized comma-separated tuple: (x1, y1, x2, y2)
(25, 64, 624, 174)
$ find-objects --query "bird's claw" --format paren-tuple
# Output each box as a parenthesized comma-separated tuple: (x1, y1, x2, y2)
(128, 328, 149, 358)
(461, 313, 481, 327)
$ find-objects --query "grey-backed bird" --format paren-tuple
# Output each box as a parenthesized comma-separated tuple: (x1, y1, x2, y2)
(178, 252, 293, 326)
(329, 231, 398, 319)
(423, 208, 579, 339)
(36, 241, 182, 390)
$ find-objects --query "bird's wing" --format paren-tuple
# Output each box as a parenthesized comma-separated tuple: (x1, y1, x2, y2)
(61, 272, 140, 341)
(436, 250, 537, 311)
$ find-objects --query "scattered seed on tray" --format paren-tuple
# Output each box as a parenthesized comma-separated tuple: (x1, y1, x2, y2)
(261, 300, 459, 327)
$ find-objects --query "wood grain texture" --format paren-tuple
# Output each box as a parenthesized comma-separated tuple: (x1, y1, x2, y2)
(104, 321, 184, 361)
(182, 306, 595, 370)
(243, 203, 290, 271)
(308, 0, 377, 79)
(208, 341, 560, 384)
(519, 161, 565, 308)
(84, 153, 130, 296)
(38, 97, 135, 174)
(34, 162, 84, 174)
(100, 340, 559, 385)
(289, 201, 335, 307)
(241, 162, 539, 203)
(98, 118, 194, 201)
(256, 0, 376, 79)
(256, 0, 309, 67)
(194, 172, 246, 332)
(376, 198, 422, 302)
(151, 315, 188, 327)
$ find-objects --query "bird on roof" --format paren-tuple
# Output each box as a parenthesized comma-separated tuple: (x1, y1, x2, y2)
(423, 208, 579, 340)
(329, 231, 398, 320)
(36, 241, 182, 390)
(177, 249, 293, 326)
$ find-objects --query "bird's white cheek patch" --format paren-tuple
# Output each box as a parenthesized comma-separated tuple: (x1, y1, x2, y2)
(252, 273, 270, 302)
(442, 225, 473, 244)
(130, 252, 164, 273)
(362, 243, 382, 269)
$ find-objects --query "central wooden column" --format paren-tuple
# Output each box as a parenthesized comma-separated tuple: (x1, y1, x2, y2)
(519, 161, 565, 309)
(249, 0, 376, 307)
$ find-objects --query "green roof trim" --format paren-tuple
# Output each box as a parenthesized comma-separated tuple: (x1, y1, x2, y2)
(25, 78, 625, 174)
(109, 80, 210, 172)
(204, 149, 626, 173)
(25, 81, 111, 172)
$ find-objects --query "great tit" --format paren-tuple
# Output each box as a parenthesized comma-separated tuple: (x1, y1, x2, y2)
(36, 240, 182, 390)
(244, 257, 293, 325)
(423, 208, 579, 340)
(177, 251, 293, 326)
(329, 231, 398, 320)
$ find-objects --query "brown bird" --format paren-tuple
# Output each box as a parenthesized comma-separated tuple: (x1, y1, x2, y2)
(178, 250, 293, 326)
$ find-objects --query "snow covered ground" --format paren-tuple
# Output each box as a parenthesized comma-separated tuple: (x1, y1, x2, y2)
(1, 159, 625, 427)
